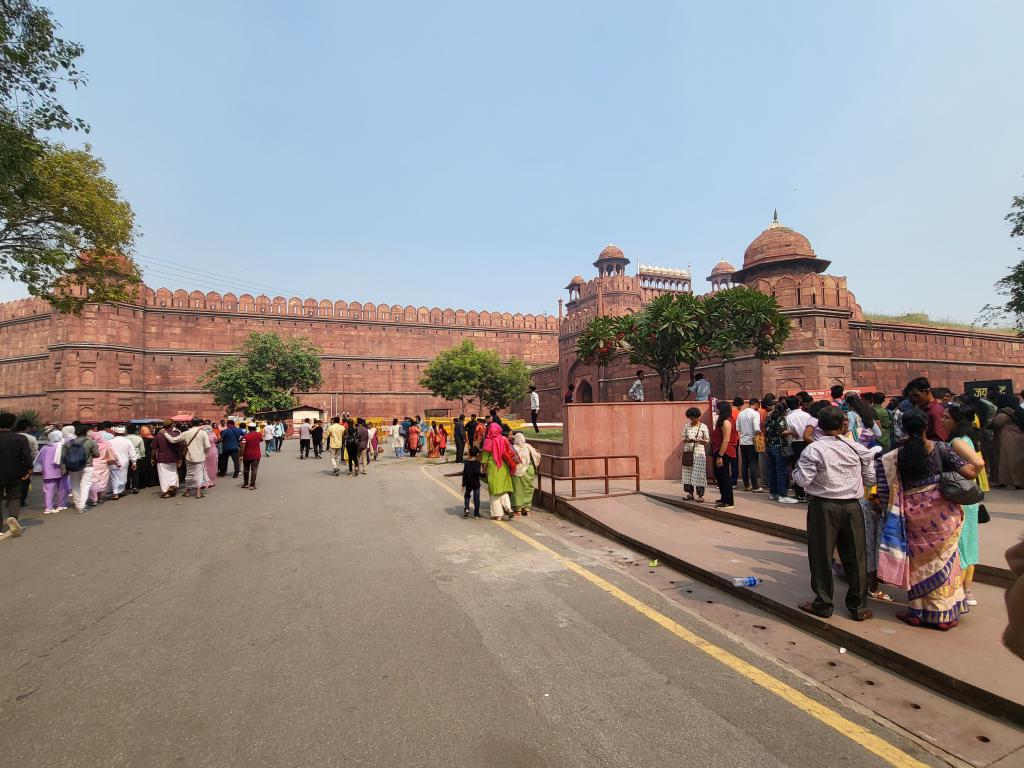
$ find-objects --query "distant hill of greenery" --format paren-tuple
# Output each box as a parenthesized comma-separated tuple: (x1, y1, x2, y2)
(862, 311, 1015, 334)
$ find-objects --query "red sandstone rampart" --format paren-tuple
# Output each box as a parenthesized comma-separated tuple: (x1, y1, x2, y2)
(0, 285, 559, 422)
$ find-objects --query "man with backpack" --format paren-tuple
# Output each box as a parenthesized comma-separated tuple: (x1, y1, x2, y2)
(63, 423, 100, 512)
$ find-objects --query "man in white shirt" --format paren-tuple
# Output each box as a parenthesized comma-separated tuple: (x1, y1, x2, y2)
(784, 394, 814, 502)
(298, 418, 312, 459)
(107, 426, 139, 499)
(793, 406, 876, 621)
(529, 386, 541, 434)
(165, 418, 212, 499)
(735, 398, 762, 492)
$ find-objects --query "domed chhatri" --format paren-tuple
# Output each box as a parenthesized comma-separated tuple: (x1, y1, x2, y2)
(732, 210, 830, 283)
(706, 260, 737, 291)
(593, 243, 630, 277)
(564, 274, 586, 290)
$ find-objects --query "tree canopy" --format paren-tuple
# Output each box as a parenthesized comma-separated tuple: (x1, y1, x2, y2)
(198, 332, 324, 415)
(1, 0, 139, 312)
(419, 340, 531, 412)
(980, 188, 1024, 334)
(576, 288, 791, 400)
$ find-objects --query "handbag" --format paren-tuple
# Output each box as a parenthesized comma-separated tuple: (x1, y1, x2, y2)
(940, 472, 984, 505)
(978, 504, 991, 524)
(936, 442, 984, 505)
(682, 450, 694, 467)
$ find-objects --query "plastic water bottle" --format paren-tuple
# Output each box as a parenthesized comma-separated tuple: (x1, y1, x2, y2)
(731, 576, 763, 587)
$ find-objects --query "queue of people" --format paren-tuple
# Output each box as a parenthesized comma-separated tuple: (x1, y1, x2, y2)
(0, 414, 273, 541)
(682, 377, 1007, 633)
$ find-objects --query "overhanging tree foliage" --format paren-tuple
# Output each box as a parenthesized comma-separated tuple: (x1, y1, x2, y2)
(980, 187, 1024, 334)
(1, 0, 139, 312)
(576, 288, 791, 400)
(419, 339, 531, 411)
(198, 332, 323, 414)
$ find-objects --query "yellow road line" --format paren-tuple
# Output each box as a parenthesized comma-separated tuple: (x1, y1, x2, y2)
(422, 467, 929, 768)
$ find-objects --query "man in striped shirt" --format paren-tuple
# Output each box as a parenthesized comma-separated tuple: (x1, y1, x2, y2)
(793, 406, 877, 622)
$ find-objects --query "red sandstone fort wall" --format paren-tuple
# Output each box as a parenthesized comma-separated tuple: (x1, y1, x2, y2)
(550, 320, 1023, 405)
(0, 287, 559, 422)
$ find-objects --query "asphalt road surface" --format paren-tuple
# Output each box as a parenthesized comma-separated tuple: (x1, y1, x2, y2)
(0, 451, 946, 767)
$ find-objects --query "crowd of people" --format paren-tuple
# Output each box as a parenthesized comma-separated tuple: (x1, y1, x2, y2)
(381, 410, 542, 521)
(0, 415, 277, 541)
(681, 377, 1019, 633)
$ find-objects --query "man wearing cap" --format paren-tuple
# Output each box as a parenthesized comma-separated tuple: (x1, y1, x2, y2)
(107, 426, 139, 500)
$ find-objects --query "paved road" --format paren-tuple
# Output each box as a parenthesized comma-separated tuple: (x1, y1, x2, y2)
(1, 452, 944, 767)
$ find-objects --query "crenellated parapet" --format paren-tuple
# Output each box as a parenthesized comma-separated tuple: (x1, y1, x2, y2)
(139, 285, 558, 331)
(0, 296, 52, 320)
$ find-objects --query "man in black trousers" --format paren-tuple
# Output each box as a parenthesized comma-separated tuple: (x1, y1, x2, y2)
(794, 406, 876, 621)
(453, 414, 466, 463)
(0, 412, 31, 539)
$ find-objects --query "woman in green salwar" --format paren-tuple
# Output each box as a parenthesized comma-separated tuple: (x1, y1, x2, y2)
(510, 432, 541, 516)
(481, 422, 517, 519)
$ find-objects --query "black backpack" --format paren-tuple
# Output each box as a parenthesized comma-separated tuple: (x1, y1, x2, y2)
(64, 440, 89, 472)
(345, 429, 360, 451)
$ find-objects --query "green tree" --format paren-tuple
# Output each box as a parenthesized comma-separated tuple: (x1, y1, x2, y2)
(420, 340, 531, 411)
(198, 332, 323, 415)
(1, 144, 138, 312)
(480, 357, 532, 410)
(980, 188, 1024, 333)
(1, 1, 139, 312)
(15, 408, 40, 430)
(1, 0, 88, 136)
(576, 288, 791, 400)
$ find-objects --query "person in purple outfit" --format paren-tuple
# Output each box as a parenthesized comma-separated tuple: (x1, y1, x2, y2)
(35, 430, 69, 514)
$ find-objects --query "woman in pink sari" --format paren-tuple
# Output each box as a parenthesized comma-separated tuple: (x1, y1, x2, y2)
(876, 408, 979, 630)
(202, 423, 219, 489)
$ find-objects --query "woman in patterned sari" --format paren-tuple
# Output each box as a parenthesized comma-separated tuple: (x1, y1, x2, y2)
(875, 408, 979, 630)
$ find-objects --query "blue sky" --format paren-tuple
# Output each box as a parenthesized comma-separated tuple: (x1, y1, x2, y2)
(3, 1, 1022, 322)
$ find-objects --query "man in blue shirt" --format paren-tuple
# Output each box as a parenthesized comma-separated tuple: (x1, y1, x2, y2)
(217, 420, 246, 478)
(687, 373, 711, 401)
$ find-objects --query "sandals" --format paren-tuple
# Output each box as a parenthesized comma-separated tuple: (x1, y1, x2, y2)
(868, 590, 894, 603)
(685, 493, 695, 501)
(798, 601, 833, 618)
(897, 612, 958, 631)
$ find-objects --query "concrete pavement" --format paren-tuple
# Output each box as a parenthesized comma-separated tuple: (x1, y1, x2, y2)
(1, 452, 951, 767)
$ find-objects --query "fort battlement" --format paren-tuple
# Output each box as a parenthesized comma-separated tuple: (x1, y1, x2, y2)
(0, 282, 560, 422)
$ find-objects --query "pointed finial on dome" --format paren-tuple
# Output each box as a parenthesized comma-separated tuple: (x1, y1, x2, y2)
(768, 208, 782, 230)
(773, 208, 778, 222)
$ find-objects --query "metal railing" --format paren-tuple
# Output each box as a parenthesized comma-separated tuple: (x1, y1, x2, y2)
(537, 453, 640, 498)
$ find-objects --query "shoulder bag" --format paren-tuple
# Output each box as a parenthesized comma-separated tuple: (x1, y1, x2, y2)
(937, 442, 984, 505)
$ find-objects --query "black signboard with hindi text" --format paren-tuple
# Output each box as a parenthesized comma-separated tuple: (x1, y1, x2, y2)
(964, 379, 1014, 399)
